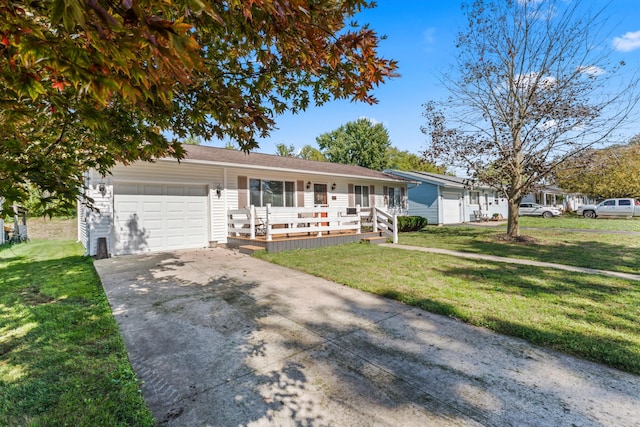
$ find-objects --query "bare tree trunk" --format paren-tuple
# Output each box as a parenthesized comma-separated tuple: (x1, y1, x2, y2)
(506, 198, 520, 237)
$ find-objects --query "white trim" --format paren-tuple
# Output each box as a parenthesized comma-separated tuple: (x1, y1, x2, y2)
(161, 158, 407, 183)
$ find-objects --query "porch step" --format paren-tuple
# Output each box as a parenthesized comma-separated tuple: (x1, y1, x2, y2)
(238, 244, 266, 255)
(361, 236, 388, 245)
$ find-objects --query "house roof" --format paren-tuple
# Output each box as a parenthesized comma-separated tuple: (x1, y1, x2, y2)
(172, 145, 409, 182)
(385, 170, 481, 189)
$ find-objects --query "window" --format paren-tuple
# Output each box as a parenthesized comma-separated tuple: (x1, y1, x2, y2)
(619, 199, 631, 206)
(602, 199, 615, 206)
(388, 187, 402, 207)
(355, 185, 369, 207)
(249, 179, 295, 207)
(470, 191, 479, 205)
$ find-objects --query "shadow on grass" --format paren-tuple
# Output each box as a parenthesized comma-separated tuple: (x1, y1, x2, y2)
(0, 248, 154, 426)
(401, 227, 640, 273)
(426, 259, 640, 375)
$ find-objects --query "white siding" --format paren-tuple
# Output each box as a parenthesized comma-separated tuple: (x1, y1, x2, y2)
(83, 159, 408, 256)
(82, 180, 114, 256)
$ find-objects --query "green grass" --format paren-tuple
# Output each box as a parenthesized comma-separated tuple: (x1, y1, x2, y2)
(257, 244, 640, 375)
(0, 240, 154, 426)
(518, 215, 640, 231)
(398, 226, 640, 273)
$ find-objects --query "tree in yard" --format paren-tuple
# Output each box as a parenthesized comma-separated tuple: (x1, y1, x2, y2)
(274, 143, 328, 161)
(385, 146, 445, 173)
(421, 0, 639, 237)
(274, 143, 297, 157)
(553, 139, 640, 200)
(298, 144, 327, 162)
(316, 117, 392, 170)
(183, 135, 203, 146)
(1, 0, 397, 215)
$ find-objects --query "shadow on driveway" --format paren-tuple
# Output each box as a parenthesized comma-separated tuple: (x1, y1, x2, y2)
(95, 248, 640, 426)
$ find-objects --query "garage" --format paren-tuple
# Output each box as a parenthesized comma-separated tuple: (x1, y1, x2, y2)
(112, 183, 209, 255)
(442, 192, 462, 224)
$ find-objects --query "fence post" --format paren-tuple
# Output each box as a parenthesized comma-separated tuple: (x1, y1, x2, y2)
(266, 203, 272, 241)
(392, 213, 398, 244)
(249, 205, 256, 239)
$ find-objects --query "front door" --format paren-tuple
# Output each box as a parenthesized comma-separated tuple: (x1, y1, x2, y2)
(314, 183, 328, 225)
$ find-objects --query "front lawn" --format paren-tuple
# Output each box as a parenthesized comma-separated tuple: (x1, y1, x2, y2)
(519, 215, 640, 231)
(0, 240, 154, 426)
(256, 244, 640, 375)
(399, 226, 640, 273)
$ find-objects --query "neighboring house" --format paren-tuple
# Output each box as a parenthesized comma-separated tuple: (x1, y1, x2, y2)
(385, 170, 508, 225)
(522, 186, 595, 212)
(80, 145, 410, 256)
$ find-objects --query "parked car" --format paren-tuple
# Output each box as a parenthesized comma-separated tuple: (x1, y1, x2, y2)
(576, 198, 640, 218)
(518, 203, 562, 218)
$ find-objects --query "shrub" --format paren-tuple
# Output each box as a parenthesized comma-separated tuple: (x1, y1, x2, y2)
(397, 216, 428, 231)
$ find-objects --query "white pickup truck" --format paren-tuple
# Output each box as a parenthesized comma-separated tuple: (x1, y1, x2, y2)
(576, 198, 640, 218)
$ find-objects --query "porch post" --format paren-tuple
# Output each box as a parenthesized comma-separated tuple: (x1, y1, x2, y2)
(266, 203, 272, 241)
(372, 207, 378, 232)
(356, 204, 361, 234)
(392, 213, 398, 244)
(249, 204, 256, 240)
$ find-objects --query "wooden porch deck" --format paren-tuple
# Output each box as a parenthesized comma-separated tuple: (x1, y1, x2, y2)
(227, 230, 387, 253)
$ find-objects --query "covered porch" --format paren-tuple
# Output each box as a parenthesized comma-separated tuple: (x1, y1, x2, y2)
(226, 205, 398, 253)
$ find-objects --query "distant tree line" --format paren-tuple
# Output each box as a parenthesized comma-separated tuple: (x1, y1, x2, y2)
(274, 118, 445, 173)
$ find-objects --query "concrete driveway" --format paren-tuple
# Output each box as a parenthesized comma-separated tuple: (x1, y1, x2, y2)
(94, 248, 640, 426)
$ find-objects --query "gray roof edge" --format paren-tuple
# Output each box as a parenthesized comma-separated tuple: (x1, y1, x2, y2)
(385, 170, 466, 188)
(175, 145, 407, 182)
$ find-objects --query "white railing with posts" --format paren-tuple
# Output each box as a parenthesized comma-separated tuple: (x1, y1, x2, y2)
(373, 207, 398, 244)
(263, 204, 361, 241)
(228, 205, 362, 240)
(228, 205, 397, 243)
(228, 206, 257, 239)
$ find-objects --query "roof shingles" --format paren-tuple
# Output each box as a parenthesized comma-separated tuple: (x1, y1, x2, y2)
(178, 145, 407, 182)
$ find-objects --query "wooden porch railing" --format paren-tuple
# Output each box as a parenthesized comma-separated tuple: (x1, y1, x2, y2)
(228, 205, 398, 243)
(372, 207, 398, 244)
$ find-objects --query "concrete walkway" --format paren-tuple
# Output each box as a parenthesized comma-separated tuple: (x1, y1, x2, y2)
(381, 244, 640, 282)
(95, 248, 640, 426)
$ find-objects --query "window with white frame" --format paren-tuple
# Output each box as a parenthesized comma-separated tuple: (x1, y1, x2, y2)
(355, 185, 369, 207)
(388, 187, 402, 207)
(470, 191, 480, 205)
(249, 179, 295, 207)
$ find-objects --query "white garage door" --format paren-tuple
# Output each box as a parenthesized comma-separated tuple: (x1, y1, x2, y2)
(113, 183, 208, 255)
(442, 192, 461, 224)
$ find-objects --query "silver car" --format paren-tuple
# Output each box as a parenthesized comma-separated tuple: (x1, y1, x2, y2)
(577, 198, 640, 218)
(519, 203, 562, 218)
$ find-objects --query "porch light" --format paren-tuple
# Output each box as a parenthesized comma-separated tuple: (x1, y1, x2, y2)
(306, 181, 312, 189)
(215, 184, 222, 198)
(331, 183, 337, 190)
(98, 183, 107, 197)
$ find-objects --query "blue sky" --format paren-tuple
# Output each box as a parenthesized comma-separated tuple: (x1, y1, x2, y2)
(223, 1, 640, 156)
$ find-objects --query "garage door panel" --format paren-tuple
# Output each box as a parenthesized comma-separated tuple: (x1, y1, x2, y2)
(166, 200, 186, 212)
(143, 184, 163, 195)
(166, 186, 185, 196)
(144, 219, 163, 230)
(442, 192, 461, 224)
(113, 183, 208, 255)
(116, 184, 140, 195)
